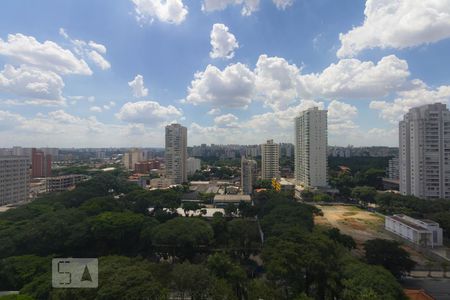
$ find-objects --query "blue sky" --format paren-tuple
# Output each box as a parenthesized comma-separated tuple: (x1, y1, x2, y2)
(1, 0, 450, 147)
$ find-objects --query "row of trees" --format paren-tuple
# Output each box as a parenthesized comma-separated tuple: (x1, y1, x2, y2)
(0, 172, 408, 299)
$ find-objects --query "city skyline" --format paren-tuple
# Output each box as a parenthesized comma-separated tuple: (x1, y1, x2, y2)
(1, 0, 450, 147)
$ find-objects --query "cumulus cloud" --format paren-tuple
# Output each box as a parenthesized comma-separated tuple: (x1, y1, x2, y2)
(214, 113, 239, 127)
(0, 110, 171, 147)
(207, 108, 221, 115)
(299, 55, 410, 99)
(90, 106, 103, 113)
(128, 74, 149, 98)
(185, 54, 410, 111)
(185, 63, 255, 108)
(254, 55, 301, 110)
(189, 100, 361, 145)
(59, 28, 110, 71)
(337, 0, 450, 58)
(272, 0, 294, 10)
(131, 0, 188, 25)
(0, 64, 65, 105)
(370, 80, 450, 123)
(201, 0, 293, 15)
(116, 100, 183, 124)
(202, 0, 260, 16)
(88, 41, 107, 54)
(328, 100, 358, 123)
(0, 33, 92, 75)
(210, 23, 239, 59)
(0, 110, 24, 131)
(103, 101, 116, 110)
(87, 50, 111, 70)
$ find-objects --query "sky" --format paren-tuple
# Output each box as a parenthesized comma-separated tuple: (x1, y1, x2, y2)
(1, 0, 450, 148)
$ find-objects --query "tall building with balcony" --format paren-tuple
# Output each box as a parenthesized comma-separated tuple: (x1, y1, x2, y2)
(0, 156, 30, 205)
(261, 139, 280, 180)
(165, 124, 187, 184)
(295, 107, 328, 187)
(387, 156, 400, 180)
(31, 148, 51, 178)
(241, 156, 257, 194)
(399, 103, 450, 199)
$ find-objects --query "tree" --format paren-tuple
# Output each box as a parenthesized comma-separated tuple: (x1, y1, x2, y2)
(262, 230, 341, 299)
(361, 168, 385, 189)
(313, 193, 333, 203)
(224, 203, 237, 217)
(152, 217, 213, 260)
(182, 202, 201, 216)
(324, 228, 356, 250)
(300, 189, 314, 202)
(89, 211, 146, 255)
(341, 259, 406, 300)
(351, 186, 377, 206)
(364, 239, 416, 278)
(210, 212, 228, 247)
(207, 253, 246, 299)
(0, 256, 50, 291)
(172, 262, 211, 299)
(227, 219, 261, 258)
(247, 279, 282, 300)
(238, 201, 257, 218)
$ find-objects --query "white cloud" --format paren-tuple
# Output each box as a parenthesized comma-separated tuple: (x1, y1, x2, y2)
(202, 0, 260, 16)
(185, 54, 410, 111)
(47, 110, 82, 124)
(88, 41, 107, 54)
(185, 63, 255, 108)
(272, 0, 294, 10)
(0, 33, 92, 75)
(59, 28, 110, 71)
(207, 108, 221, 115)
(116, 100, 183, 124)
(188, 99, 364, 146)
(128, 74, 149, 98)
(370, 80, 450, 123)
(337, 0, 450, 58)
(68, 95, 95, 103)
(210, 23, 239, 59)
(299, 55, 410, 99)
(254, 54, 301, 110)
(131, 0, 188, 25)
(0, 64, 65, 105)
(0, 110, 24, 131)
(87, 50, 111, 70)
(102, 101, 116, 110)
(90, 106, 103, 113)
(0, 110, 172, 148)
(327, 100, 358, 124)
(214, 113, 239, 127)
(201, 0, 292, 15)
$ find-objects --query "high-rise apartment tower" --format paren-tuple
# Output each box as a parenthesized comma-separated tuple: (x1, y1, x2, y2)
(295, 107, 328, 187)
(261, 139, 280, 180)
(241, 156, 257, 194)
(165, 124, 187, 184)
(399, 103, 450, 199)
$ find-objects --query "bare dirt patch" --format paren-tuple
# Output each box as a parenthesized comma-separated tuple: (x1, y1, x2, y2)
(315, 205, 430, 265)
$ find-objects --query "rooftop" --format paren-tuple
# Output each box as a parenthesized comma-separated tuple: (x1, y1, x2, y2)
(214, 195, 251, 202)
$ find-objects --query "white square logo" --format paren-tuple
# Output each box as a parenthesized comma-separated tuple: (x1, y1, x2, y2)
(52, 258, 98, 288)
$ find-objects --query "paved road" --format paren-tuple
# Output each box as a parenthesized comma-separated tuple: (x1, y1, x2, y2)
(402, 278, 450, 300)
